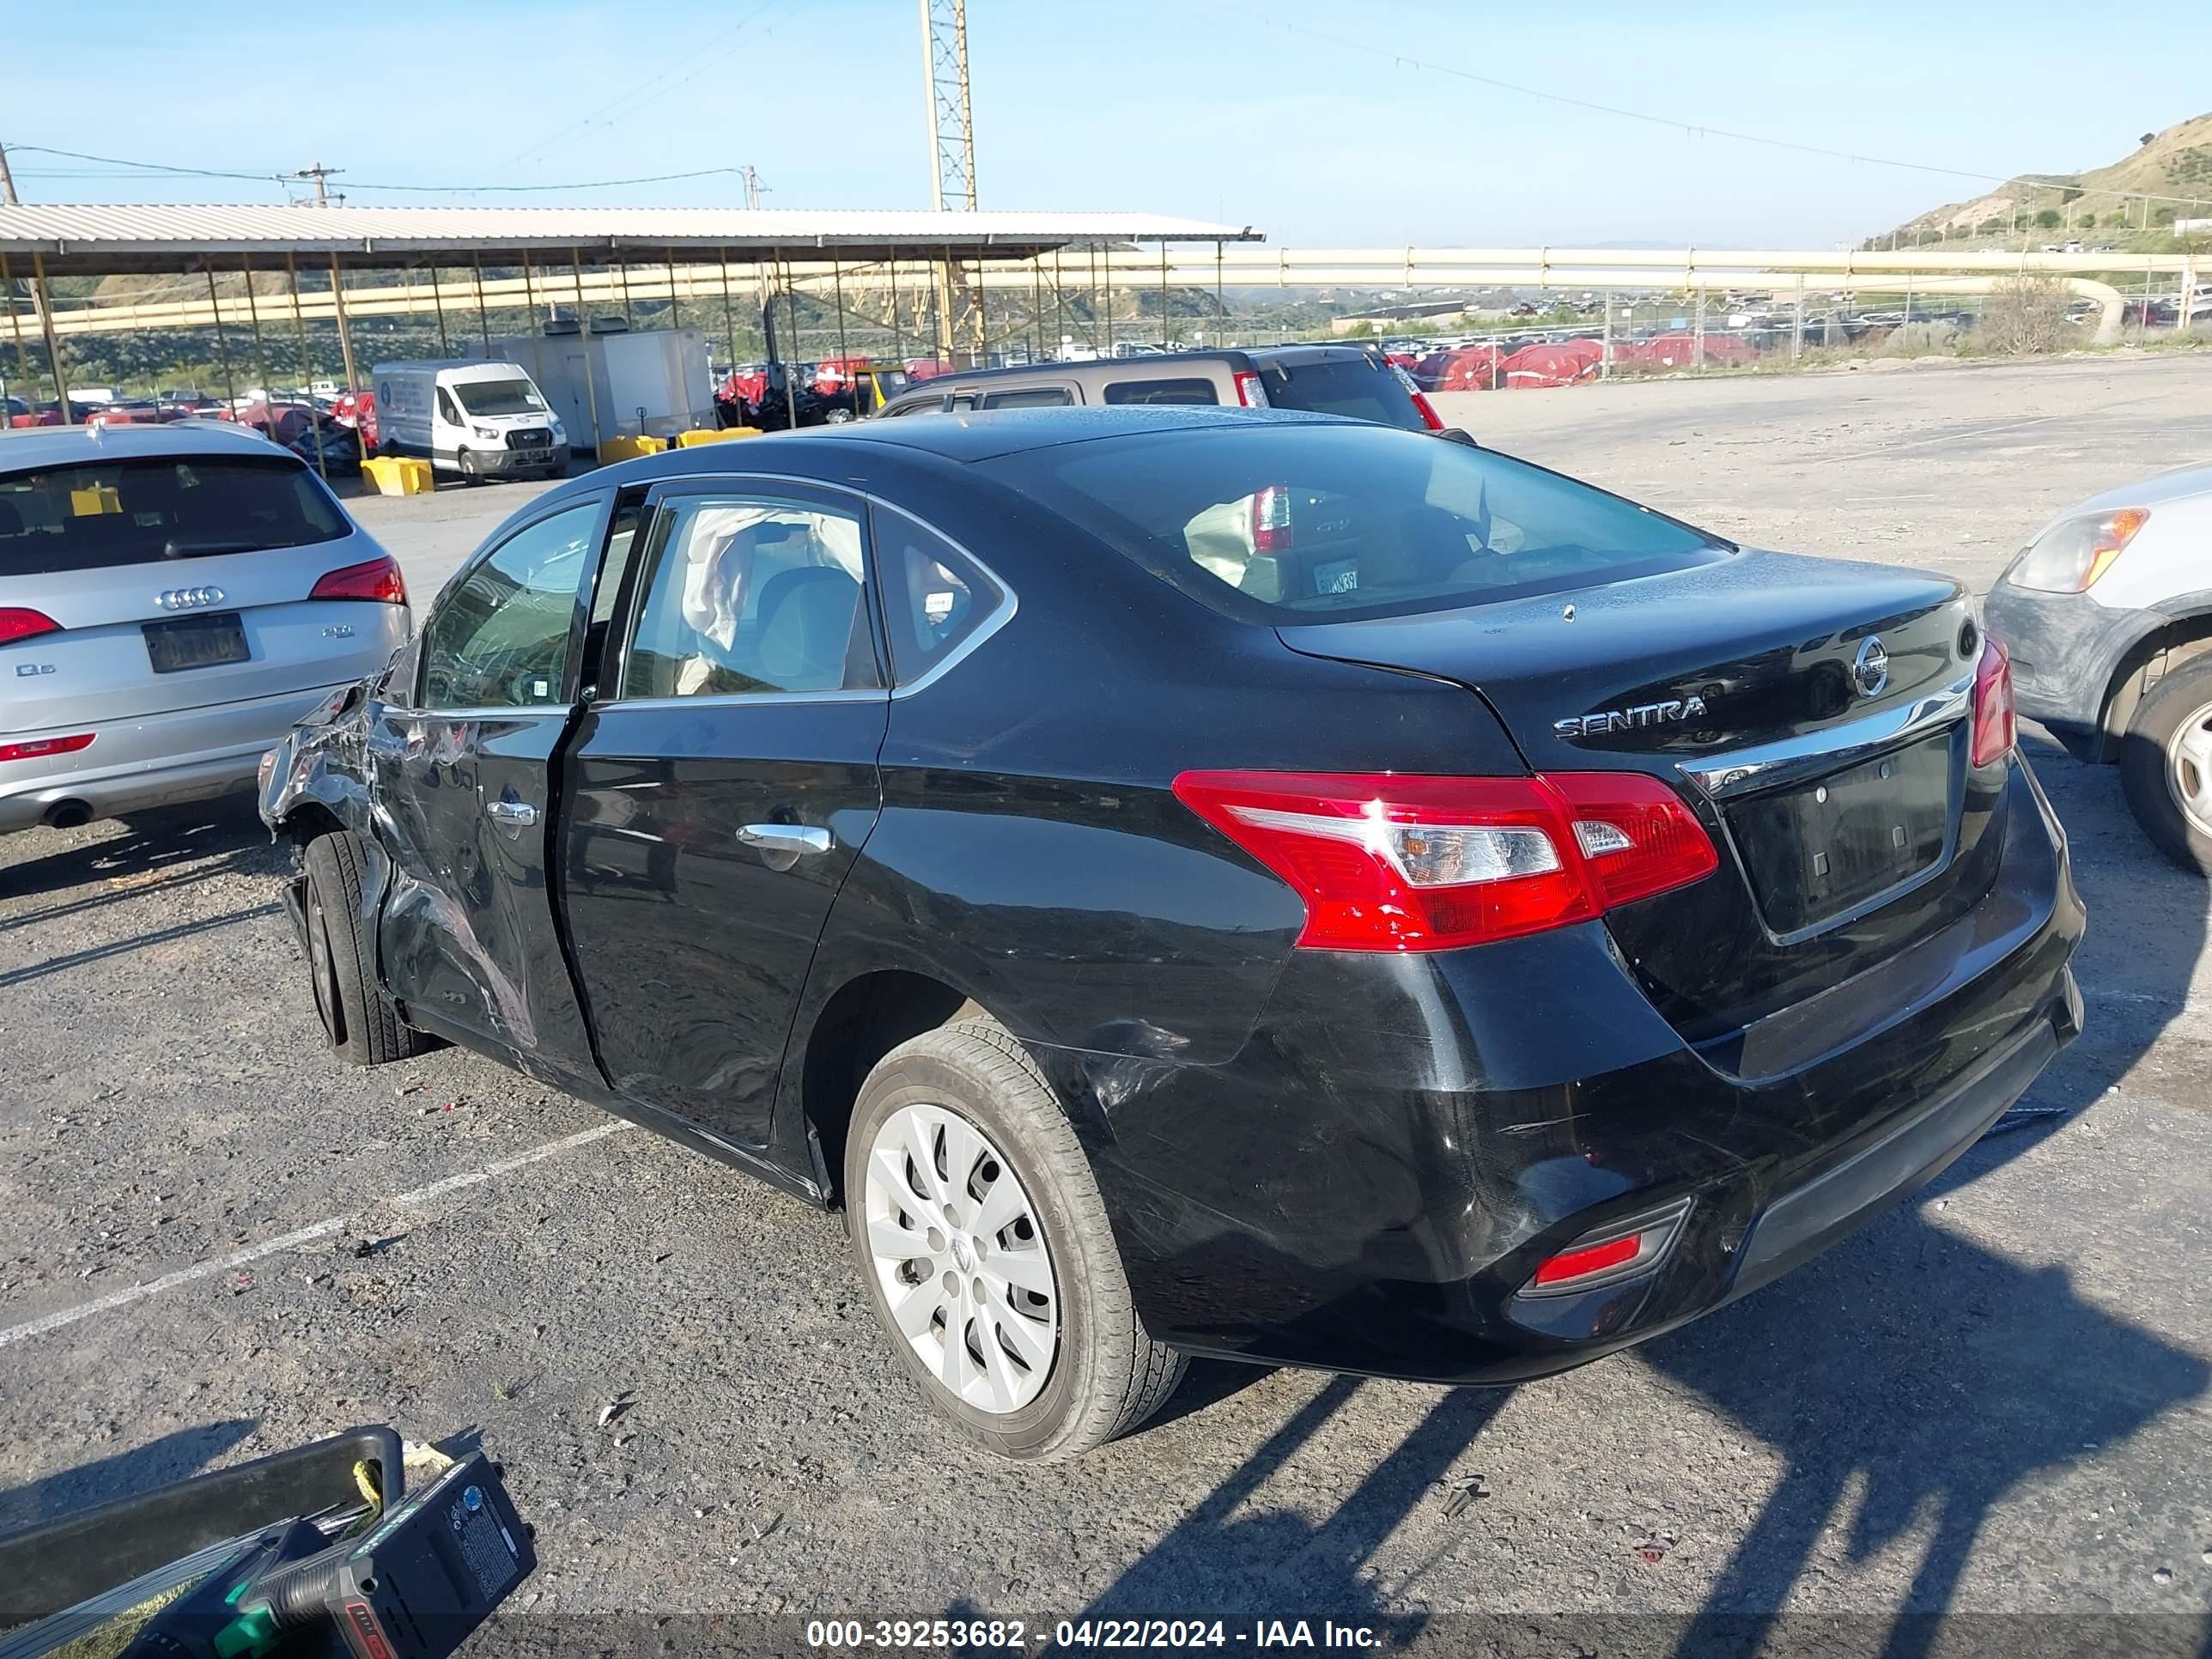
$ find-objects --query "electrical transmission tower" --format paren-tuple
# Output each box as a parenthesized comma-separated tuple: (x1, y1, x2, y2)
(920, 0, 975, 212)
(919, 0, 983, 360)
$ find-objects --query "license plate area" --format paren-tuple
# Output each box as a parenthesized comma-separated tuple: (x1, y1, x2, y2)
(1724, 730, 1960, 939)
(143, 611, 249, 673)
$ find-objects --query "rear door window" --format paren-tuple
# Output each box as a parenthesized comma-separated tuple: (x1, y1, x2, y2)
(1102, 377, 1219, 406)
(1261, 357, 1428, 430)
(620, 495, 878, 698)
(0, 455, 346, 575)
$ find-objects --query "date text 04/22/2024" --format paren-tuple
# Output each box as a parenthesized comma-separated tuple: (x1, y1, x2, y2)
(804, 1619, 1383, 1649)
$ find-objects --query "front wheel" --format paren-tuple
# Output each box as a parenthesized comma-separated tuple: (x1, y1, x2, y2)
(2121, 657, 2212, 875)
(455, 447, 483, 485)
(301, 833, 431, 1065)
(845, 1020, 1185, 1461)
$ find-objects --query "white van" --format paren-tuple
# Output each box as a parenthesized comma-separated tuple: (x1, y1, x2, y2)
(369, 360, 566, 481)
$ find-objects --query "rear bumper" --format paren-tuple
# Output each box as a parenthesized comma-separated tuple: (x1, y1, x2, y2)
(1042, 759, 2084, 1384)
(0, 683, 362, 833)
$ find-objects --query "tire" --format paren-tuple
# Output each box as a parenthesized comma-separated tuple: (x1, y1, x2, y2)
(456, 447, 483, 485)
(301, 833, 431, 1066)
(844, 1019, 1185, 1461)
(2121, 658, 2212, 875)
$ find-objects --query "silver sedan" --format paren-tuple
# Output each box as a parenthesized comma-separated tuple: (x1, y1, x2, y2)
(0, 421, 409, 832)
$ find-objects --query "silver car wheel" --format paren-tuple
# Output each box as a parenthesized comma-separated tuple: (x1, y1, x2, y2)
(862, 1101, 1060, 1415)
(2166, 698, 2212, 837)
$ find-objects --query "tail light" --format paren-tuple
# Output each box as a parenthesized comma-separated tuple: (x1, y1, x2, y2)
(1231, 370, 1271, 408)
(1249, 485, 1293, 554)
(1522, 1200, 1692, 1296)
(1390, 362, 1447, 430)
(0, 732, 94, 763)
(1171, 769, 1718, 952)
(1970, 635, 2015, 769)
(311, 554, 408, 605)
(0, 607, 61, 647)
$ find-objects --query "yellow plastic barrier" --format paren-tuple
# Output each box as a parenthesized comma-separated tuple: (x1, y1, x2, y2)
(674, 427, 761, 447)
(360, 455, 434, 496)
(599, 434, 670, 463)
(70, 485, 122, 516)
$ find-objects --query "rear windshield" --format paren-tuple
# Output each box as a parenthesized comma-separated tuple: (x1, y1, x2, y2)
(0, 454, 347, 575)
(1261, 357, 1428, 431)
(981, 422, 1728, 622)
(453, 379, 547, 417)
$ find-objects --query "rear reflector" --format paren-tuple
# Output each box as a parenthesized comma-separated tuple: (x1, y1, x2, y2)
(1522, 1199, 1693, 1296)
(1171, 769, 1717, 951)
(0, 607, 61, 647)
(310, 554, 408, 605)
(0, 732, 94, 764)
(1970, 635, 2015, 769)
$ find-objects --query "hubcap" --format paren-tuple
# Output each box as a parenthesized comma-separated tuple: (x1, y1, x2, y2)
(2166, 699, 2212, 837)
(863, 1103, 1059, 1415)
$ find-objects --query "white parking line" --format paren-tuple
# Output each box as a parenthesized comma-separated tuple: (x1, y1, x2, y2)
(0, 1121, 632, 1351)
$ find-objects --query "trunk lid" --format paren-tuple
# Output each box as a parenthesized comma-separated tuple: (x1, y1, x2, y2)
(1279, 550, 2000, 1057)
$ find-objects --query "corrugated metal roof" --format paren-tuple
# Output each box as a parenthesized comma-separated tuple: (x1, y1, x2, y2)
(0, 204, 1262, 276)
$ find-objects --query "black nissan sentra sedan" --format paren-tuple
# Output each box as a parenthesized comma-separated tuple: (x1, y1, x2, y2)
(260, 406, 2083, 1460)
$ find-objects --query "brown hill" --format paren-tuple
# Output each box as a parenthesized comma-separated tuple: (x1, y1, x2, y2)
(1887, 114, 2212, 240)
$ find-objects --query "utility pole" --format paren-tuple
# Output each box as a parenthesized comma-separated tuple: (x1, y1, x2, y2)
(292, 162, 343, 204)
(739, 165, 763, 211)
(0, 143, 19, 205)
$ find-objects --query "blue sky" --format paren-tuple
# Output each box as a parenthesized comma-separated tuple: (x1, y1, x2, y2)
(7, 0, 2208, 246)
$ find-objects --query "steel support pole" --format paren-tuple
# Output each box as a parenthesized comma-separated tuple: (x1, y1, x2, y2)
(204, 266, 238, 411)
(1159, 241, 1169, 347)
(430, 263, 450, 356)
(832, 259, 850, 373)
(890, 258, 907, 362)
(471, 253, 492, 351)
(328, 253, 361, 395)
(665, 252, 681, 331)
(571, 248, 604, 452)
(1030, 256, 1042, 363)
(719, 249, 739, 379)
(1601, 290, 1613, 379)
(30, 252, 69, 412)
(283, 254, 329, 479)
(522, 248, 538, 325)
(240, 259, 273, 406)
(619, 259, 635, 331)
(1, 253, 40, 411)
(782, 255, 800, 430)
(1101, 245, 1114, 356)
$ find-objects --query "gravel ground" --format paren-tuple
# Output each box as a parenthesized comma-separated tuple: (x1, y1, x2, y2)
(4, 354, 2212, 1652)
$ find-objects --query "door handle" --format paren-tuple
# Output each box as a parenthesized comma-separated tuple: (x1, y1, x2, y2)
(484, 799, 539, 828)
(735, 823, 832, 858)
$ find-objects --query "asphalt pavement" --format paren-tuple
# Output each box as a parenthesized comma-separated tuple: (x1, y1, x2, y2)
(3, 353, 2211, 1650)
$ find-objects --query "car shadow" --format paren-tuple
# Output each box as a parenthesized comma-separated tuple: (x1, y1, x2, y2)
(0, 797, 276, 903)
(0, 1418, 259, 1536)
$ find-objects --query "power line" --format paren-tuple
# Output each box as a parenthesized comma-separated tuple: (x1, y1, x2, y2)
(1, 145, 759, 198)
(1238, 10, 2212, 213)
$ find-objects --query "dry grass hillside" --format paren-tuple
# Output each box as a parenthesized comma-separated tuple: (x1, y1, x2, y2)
(1889, 113, 2212, 240)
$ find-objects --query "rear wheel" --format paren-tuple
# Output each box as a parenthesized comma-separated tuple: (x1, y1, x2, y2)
(844, 1019, 1185, 1461)
(2122, 657, 2212, 875)
(301, 833, 430, 1065)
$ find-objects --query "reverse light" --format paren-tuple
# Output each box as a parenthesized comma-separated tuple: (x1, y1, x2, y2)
(1171, 769, 1718, 952)
(2007, 507, 2148, 592)
(1522, 1200, 1692, 1295)
(0, 732, 94, 764)
(310, 555, 408, 605)
(1231, 370, 1271, 409)
(0, 607, 61, 647)
(1970, 635, 2016, 769)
